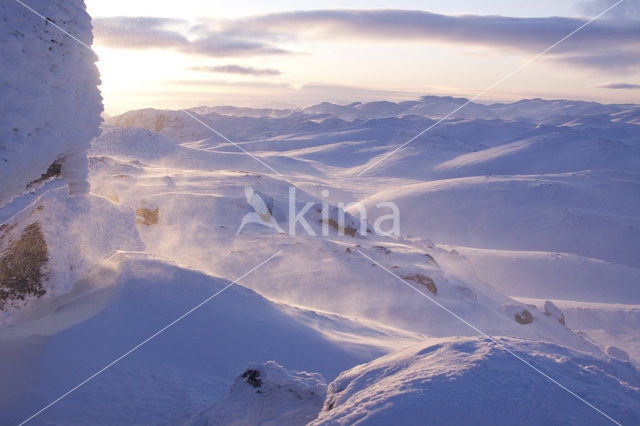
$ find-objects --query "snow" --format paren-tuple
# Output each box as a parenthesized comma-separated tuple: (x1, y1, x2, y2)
(0, 253, 420, 424)
(515, 297, 640, 365)
(0, 0, 102, 207)
(311, 337, 640, 425)
(186, 361, 327, 426)
(451, 246, 640, 303)
(1, 92, 639, 424)
(355, 172, 640, 267)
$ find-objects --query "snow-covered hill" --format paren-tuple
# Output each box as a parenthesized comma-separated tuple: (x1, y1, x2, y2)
(2, 94, 639, 424)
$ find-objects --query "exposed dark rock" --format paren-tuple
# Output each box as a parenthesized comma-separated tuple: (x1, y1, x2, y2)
(0, 223, 48, 310)
(401, 273, 437, 295)
(242, 369, 262, 388)
(424, 253, 439, 266)
(136, 207, 159, 225)
(514, 310, 534, 325)
(372, 245, 391, 254)
(319, 218, 357, 237)
(26, 159, 62, 190)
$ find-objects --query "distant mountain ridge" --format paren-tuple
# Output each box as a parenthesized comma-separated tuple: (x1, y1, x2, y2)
(107, 95, 640, 144)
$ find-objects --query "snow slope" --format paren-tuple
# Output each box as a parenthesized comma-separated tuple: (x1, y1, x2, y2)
(453, 246, 640, 303)
(355, 171, 640, 267)
(0, 252, 422, 425)
(311, 337, 640, 425)
(0, 0, 102, 207)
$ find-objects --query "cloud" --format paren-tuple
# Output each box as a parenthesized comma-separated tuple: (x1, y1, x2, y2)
(188, 37, 288, 57)
(189, 64, 281, 76)
(227, 10, 640, 48)
(169, 79, 290, 88)
(94, 10, 640, 71)
(560, 50, 640, 72)
(223, 9, 640, 71)
(93, 17, 290, 57)
(578, 0, 640, 19)
(598, 82, 640, 89)
(93, 17, 188, 49)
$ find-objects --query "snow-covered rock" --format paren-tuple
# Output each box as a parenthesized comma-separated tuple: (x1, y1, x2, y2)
(0, 0, 102, 207)
(0, 186, 143, 320)
(544, 300, 566, 325)
(187, 361, 327, 426)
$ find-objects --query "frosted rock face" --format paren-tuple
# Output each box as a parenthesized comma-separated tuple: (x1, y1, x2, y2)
(0, 0, 102, 207)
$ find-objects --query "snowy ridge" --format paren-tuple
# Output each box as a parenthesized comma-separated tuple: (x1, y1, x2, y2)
(311, 337, 640, 425)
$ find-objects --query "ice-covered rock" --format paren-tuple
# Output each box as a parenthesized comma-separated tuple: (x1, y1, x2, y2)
(544, 300, 566, 326)
(0, 0, 102, 207)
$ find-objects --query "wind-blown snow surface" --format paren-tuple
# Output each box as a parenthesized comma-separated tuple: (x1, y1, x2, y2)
(1, 96, 639, 424)
(311, 337, 640, 425)
(0, 0, 102, 207)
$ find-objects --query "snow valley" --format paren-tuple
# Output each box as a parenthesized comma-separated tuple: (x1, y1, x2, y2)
(1, 93, 639, 424)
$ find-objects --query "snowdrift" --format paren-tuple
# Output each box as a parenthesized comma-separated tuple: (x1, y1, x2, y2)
(311, 337, 640, 425)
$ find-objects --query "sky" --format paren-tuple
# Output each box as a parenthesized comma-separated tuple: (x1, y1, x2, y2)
(84, 0, 640, 115)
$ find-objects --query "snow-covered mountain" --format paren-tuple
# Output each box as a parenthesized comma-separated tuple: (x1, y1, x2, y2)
(2, 94, 639, 424)
(107, 97, 640, 142)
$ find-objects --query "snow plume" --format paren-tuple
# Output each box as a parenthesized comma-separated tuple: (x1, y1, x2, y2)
(0, 0, 102, 207)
